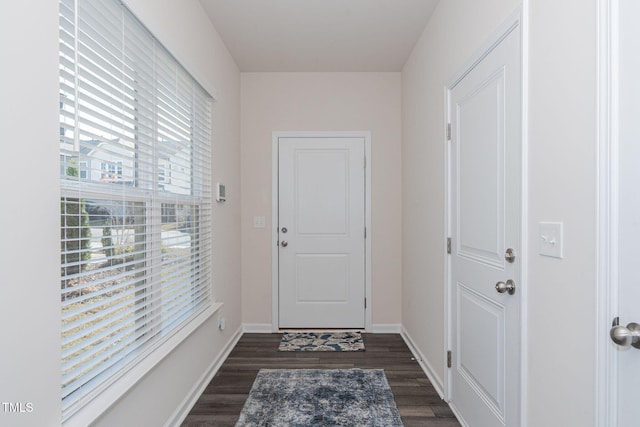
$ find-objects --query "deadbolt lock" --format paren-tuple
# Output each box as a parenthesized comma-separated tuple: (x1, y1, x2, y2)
(505, 248, 516, 263)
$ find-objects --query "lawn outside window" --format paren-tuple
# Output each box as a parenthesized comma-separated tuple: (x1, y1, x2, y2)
(59, 0, 214, 421)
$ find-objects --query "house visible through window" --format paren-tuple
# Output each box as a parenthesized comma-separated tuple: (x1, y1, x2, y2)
(59, 0, 213, 420)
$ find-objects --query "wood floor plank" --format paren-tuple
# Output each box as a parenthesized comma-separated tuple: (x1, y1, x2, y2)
(181, 333, 461, 426)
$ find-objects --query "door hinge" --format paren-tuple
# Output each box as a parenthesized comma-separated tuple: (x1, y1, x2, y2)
(447, 350, 452, 368)
(364, 227, 367, 239)
(364, 298, 367, 309)
(446, 123, 452, 141)
(364, 156, 367, 169)
(447, 237, 452, 254)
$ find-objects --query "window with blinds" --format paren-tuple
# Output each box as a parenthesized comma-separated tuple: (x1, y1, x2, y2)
(59, 0, 213, 418)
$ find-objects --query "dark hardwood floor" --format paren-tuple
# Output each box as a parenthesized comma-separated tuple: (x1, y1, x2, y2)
(181, 333, 461, 427)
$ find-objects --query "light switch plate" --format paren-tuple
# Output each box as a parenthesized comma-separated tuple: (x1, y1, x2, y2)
(253, 216, 266, 228)
(539, 222, 563, 258)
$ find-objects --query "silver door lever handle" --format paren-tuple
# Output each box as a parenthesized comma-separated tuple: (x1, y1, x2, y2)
(610, 317, 640, 349)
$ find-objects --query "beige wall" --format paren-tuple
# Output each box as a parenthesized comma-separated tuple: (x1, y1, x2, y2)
(0, 2, 62, 426)
(0, 1, 242, 426)
(240, 72, 402, 327)
(402, 0, 598, 425)
(526, 0, 597, 425)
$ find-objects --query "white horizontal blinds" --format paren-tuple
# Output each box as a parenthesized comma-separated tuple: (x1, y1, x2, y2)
(59, 0, 77, 176)
(193, 86, 213, 200)
(60, 198, 148, 404)
(59, 0, 212, 416)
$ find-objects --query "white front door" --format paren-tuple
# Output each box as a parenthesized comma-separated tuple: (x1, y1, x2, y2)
(612, 1, 640, 424)
(277, 136, 366, 329)
(447, 23, 522, 427)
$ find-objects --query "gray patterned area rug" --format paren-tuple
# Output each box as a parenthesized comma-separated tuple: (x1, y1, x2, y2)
(235, 369, 403, 427)
(278, 331, 365, 352)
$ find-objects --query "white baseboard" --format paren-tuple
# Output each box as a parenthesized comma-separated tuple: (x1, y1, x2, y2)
(242, 323, 402, 334)
(242, 323, 275, 333)
(164, 326, 243, 427)
(371, 323, 402, 333)
(400, 326, 445, 399)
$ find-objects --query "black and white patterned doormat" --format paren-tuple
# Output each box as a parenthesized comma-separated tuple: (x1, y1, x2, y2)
(278, 331, 365, 352)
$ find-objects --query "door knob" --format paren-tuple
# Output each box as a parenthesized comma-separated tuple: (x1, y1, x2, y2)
(610, 317, 640, 349)
(495, 279, 516, 295)
(281, 240, 288, 247)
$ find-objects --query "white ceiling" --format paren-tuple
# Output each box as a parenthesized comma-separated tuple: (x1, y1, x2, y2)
(199, 0, 440, 72)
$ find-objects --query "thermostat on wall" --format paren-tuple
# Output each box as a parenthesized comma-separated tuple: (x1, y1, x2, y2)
(216, 182, 226, 202)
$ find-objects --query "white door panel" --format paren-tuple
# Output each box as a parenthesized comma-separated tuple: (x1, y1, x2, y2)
(295, 254, 349, 301)
(448, 24, 521, 427)
(295, 150, 350, 235)
(278, 137, 365, 329)
(457, 71, 505, 267)
(457, 284, 505, 412)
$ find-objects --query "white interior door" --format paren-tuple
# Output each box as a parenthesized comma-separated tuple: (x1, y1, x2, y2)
(277, 136, 366, 329)
(448, 24, 521, 427)
(611, 1, 640, 424)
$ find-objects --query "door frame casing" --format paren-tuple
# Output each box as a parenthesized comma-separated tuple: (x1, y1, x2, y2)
(443, 7, 528, 426)
(595, 0, 618, 425)
(271, 131, 372, 332)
